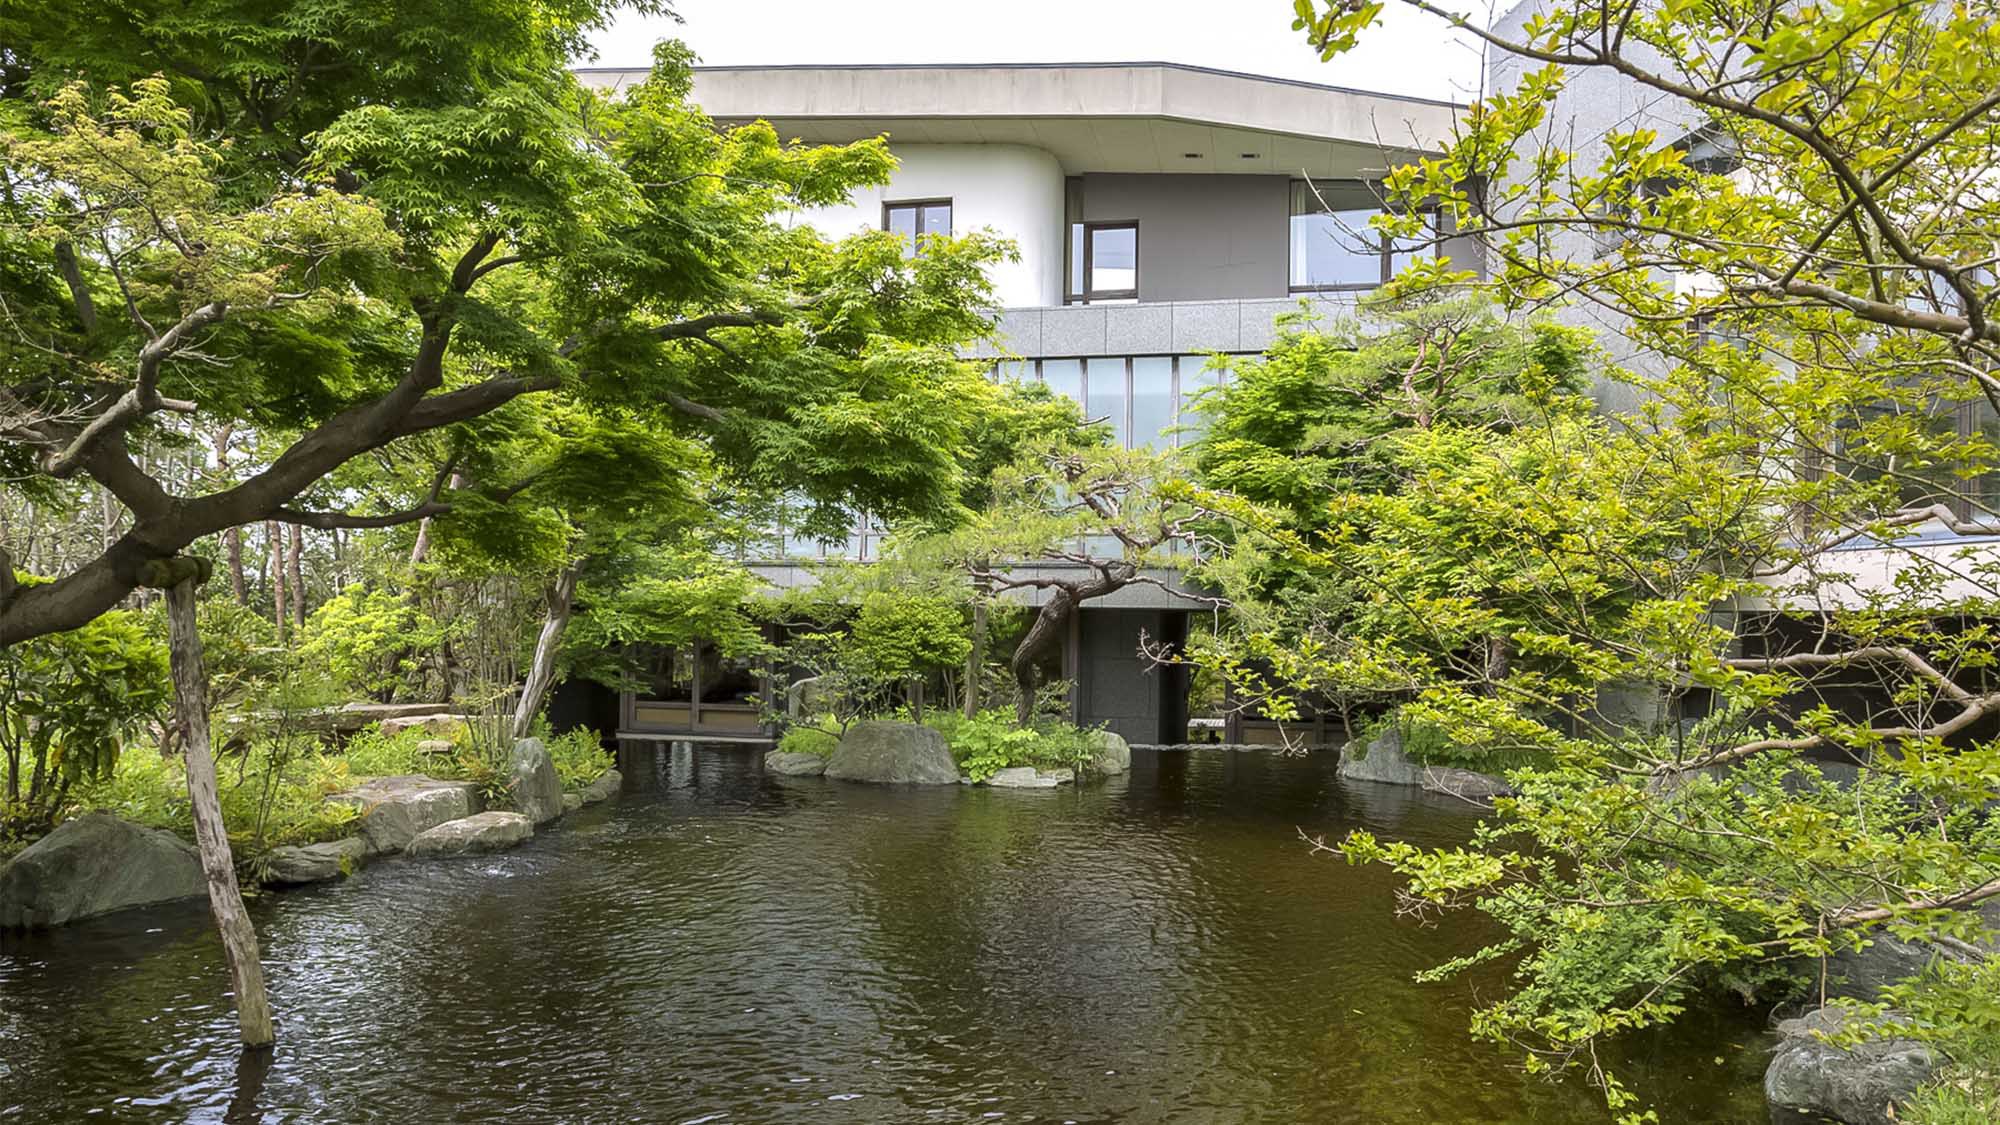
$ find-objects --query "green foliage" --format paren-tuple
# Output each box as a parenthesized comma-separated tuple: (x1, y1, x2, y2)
(776, 722, 838, 758)
(0, 585, 169, 835)
(930, 709, 1096, 782)
(81, 740, 359, 858)
(544, 727, 611, 792)
(298, 584, 450, 702)
(846, 591, 970, 682)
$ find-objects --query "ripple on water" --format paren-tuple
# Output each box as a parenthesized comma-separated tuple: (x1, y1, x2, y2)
(0, 747, 1772, 1124)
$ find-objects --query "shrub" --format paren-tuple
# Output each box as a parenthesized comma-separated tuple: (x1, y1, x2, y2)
(777, 723, 838, 757)
(0, 594, 170, 836)
(545, 728, 612, 791)
(79, 739, 359, 859)
(932, 708, 1095, 782)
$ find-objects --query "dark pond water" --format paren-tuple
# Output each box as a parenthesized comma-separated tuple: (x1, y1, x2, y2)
(1, 746, 1774, 1124)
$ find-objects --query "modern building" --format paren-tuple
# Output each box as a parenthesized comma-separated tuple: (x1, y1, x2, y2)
(570, 61, 1478, 746)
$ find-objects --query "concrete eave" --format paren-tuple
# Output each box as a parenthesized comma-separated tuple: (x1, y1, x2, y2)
(574, 61, 1462, 174)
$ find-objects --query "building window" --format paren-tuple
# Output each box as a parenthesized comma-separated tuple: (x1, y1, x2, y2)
(1071, 221, 1139, 304)
(1289, 180, 1419, 291)
(884, 199, 951, 257)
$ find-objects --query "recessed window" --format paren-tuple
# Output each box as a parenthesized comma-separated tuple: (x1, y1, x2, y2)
(1289, 180, 1426, 291)
(884, 199, 951, 257)
(1072, 221, 1138, 304)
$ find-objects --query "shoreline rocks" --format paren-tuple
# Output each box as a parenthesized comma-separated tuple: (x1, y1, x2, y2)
(405, 811, 533, 857)
(824, 721, 960, 785)
(764, 749, 829, 777)
(1087, 730, 1132, 775)
(1765, 1005, 1937, 1125)
(508, 738, 564, 824)
(0, 812, 205, 928)
(981, 766, 1074, 789)
(579, 768, 623, 803)
(1337, 726, 1512, 799)
(264, 837, 368, 886)
(331, 775, 481, 856)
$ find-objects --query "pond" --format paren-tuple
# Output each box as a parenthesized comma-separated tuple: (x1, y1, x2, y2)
(0, 746, 1773, 1123)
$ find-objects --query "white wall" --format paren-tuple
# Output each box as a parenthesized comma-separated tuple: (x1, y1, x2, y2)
(792, 143, 1065, 308)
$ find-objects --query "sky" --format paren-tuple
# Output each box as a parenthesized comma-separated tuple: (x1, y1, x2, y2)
(584, 1, 1493, 105)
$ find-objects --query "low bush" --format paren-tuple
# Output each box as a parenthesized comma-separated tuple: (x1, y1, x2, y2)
(928, 708, 1095, 782)
(545, 728, 613, 791)
(776, 718, 840, 758)
(80, 741, 359, 859)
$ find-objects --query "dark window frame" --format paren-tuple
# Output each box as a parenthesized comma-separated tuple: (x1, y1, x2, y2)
(882, 198, 953, 255)
(1072, 220, 1140, 304)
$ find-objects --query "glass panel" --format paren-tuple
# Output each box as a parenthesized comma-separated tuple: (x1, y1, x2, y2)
(885, 205, 917, 257)
(1290, 210, 1383, 288)
(1086, 358, 1128, 447)
(697, 645, 761, 705)
(638, 645, 695, 702)
(996, 359, 1029, 383)
(919, 203, 951, 241)
(1177, 356, 1226, 442)
(1069, 224, 1084, 298)
(1088, 225, 1137, 294)
(1132, 356, 1174, 448)
(1042, 359, 1083, 406)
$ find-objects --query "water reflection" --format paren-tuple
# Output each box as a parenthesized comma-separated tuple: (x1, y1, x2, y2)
(0, 747, 1772, 1123)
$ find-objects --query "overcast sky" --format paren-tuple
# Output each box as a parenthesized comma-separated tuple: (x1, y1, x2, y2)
(585, 1, 1493, 104)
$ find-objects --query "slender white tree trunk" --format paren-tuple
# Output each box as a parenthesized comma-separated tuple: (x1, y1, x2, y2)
(166, 574, 275, 1047)
(511, 563, 580, 740)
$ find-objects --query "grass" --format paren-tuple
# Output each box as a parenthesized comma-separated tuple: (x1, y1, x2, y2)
(1904, 1064, 2000, 1125)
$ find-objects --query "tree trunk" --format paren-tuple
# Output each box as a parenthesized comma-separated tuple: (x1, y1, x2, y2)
(286, 524, 305, 628)
(511, 563, 581, 740)
(1012, 590, 1074, 725)
(266, 521, 285, 645)
(408, 517, 433, 569)
(166, 575, 276, 1048)
(964, 600, 987, 718)
(225, 529, 246, 604)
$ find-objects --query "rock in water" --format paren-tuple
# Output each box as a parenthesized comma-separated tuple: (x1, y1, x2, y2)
(579, 768, 623, 803)
(331, 776, 480, 855)
(1337, 726, 1425, 786)
(1765, 1006, 1937, 1125)
(0, 812, 204, 928)
(1086, 730, 1131, 775)
(405, 812, 534, 857)
(985, 766, 1074, 788)
(263, 837, 368, 886)
(508, 738, 563, 824)
(764, 750, 828, 777)
(824, 721, 960, 785)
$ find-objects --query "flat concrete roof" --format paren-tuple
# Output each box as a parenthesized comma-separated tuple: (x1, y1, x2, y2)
(574, 61, 1463, 176)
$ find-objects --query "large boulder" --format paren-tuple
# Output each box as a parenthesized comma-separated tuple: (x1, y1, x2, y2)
(263, 837, 368, 886)
(1338, 726, 1425, 786)
(508, 738, 564, 824)
(1086, 730, 1131, 775)
(404, 811, 534, 857)
(824, 721, 960, 785)
(1766, 1006, 1937, 1125)
(1338, 725, 1511, 798)
(764, 750, 828, 777)
(1817, 901, 2000, 1002)
(0, 812, 204, 928)
(578, 768, 623, 803)
(331, 776, 480, 855)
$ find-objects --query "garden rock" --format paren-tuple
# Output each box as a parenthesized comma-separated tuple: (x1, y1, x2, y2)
(1086, 730, 1131, 775)
(0, 812, 204, 928)
(1337, 727, 1425, 786)
(331, 776, 480, 855)
(379, 713, 471, 739)
(263, 837, 368, 886)
(824, 721, 959, 785)
(404, 812, 534, 857)
(561, 793, 583, 815)
(764, 750, 828, 777)
(1420, 766, 1513, 800)
(508, 738, 564, 825)
(985, 766, 1074, 789)
(579, 768, 623, 803)
(1765, 1005, 1937, 1125)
